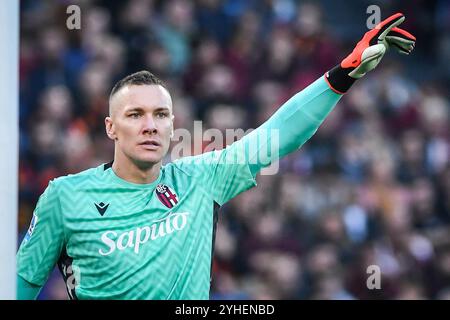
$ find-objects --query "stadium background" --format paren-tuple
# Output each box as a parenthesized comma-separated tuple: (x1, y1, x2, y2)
(18, 0, 450, 299)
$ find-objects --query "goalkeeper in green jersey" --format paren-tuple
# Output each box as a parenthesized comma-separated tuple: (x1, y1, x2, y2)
(17, 13, 415, 299)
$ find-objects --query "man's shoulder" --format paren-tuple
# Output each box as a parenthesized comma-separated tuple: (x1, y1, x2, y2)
(166, 152, 220, 177)
(50, 163, 107, 189)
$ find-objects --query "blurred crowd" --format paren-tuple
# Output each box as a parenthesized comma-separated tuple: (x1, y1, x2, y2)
(18, 0, 450, 299)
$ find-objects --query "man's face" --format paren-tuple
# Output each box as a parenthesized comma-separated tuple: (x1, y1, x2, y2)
(105, 84, 174, 168)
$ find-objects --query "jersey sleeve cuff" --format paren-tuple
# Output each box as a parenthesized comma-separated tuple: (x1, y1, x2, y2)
(324, 64, 357, 94)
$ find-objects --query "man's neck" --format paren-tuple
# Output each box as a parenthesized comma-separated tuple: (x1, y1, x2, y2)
(112, 157, 161, 184)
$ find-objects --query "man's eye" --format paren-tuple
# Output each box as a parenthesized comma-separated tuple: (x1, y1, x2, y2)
(129, 113, 140, 118)
(156, 112, 168, 118)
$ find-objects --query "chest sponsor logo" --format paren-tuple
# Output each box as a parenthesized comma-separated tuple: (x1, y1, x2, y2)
(98, 212, 189, 256)
(155, 184, 178, 208)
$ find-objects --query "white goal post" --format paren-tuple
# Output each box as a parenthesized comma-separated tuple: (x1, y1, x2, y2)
(0, 0, 19, 300)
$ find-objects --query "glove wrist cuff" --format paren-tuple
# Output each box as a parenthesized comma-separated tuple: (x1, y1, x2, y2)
(324, 64, 357, 94)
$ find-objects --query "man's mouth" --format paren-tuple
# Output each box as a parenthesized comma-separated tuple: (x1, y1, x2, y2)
(139, 140, 161, 149)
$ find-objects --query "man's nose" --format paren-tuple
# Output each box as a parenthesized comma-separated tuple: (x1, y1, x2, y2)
(142, 115, 157, 134)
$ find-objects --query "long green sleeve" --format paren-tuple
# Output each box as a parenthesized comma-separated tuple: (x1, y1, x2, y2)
(17, 275, 42, 300)
(236, 75, 343, 176)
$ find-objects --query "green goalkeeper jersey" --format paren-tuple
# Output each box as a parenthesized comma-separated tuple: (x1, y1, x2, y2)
(17, 76, 342, 299)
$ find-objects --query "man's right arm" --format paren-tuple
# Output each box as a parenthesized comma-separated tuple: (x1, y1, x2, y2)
(17, 275, 42, 300)
(16, 180, 66, 300)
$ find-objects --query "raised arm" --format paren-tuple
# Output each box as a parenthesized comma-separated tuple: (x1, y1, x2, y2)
(237, 13, 416, 176)
(173, 13, 415, 206)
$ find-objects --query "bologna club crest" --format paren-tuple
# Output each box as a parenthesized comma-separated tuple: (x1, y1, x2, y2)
(155, 184, 179, 208)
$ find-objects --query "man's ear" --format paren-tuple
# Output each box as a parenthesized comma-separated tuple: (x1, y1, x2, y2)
(170, 115, 175, 138)
(105, 117, 117, 140)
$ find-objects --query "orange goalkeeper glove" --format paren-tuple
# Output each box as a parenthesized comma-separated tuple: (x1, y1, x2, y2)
(325, 13, 416, 94)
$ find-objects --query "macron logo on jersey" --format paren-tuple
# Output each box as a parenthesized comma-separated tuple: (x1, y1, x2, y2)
(98, 212, 189, 256)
